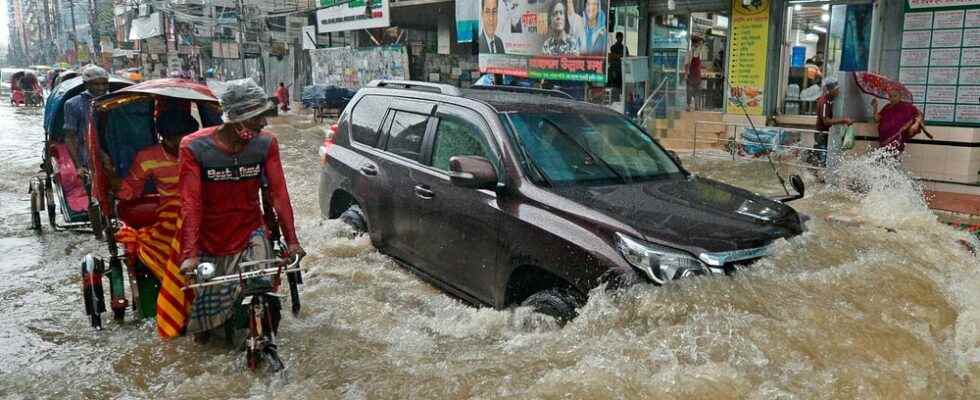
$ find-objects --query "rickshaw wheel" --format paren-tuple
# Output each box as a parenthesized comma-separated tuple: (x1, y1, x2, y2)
(113, 308, 125, 321)
(246, 348, 259, 371)
(44, 175, 57, 227)
(29, 180, 42, 231)
(89, 205, 104, 240)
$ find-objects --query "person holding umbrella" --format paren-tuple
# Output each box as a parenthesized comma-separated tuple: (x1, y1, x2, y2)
(871, 88, 929, 156)
(854, 71, 933, 157)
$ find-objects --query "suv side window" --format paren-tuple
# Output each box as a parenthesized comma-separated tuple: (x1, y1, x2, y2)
(350, 95, 389, 147)
(385, 110, 430, 161)
(430, 113, 493, 172)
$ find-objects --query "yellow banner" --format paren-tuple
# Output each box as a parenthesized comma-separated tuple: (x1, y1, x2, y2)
(727, 0, 770, 115)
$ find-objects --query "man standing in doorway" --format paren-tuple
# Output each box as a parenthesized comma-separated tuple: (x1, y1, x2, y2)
(608, 32, 628, 99)
(480, 0, 506, 54)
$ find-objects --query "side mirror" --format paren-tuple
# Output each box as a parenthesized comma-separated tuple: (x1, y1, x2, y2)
(449, 156, 497, 190)
(790, 174, 805, 197)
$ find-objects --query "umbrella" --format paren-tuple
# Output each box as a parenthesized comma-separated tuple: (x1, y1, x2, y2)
(853, 72, 913, 102)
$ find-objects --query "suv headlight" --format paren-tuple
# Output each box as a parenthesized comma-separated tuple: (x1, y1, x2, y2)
(615, 233, 710, 284)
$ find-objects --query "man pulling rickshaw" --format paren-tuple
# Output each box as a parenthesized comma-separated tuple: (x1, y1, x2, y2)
(79, 77, 306, 370)
(177, 78, 305, 344)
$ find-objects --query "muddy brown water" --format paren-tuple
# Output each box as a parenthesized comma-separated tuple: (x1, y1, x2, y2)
(0, 102, 978, 399)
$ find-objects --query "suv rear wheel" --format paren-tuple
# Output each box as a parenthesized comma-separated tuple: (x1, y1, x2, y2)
(520, 288, 579, 324)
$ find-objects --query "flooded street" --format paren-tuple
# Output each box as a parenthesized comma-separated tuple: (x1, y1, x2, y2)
(1, 100, 979, 399)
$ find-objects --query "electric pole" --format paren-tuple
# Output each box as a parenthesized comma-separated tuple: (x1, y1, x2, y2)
(69, 0, 79, 66)
(237, 0, 247, 77)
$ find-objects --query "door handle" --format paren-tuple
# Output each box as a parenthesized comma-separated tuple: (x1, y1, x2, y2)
(413, 185, 435, 199)
(359, 165, 378, 176)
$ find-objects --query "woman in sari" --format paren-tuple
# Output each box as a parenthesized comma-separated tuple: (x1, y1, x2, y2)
(872, 89, 925, 155)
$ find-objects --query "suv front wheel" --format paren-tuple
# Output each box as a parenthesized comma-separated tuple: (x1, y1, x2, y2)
(520, 288, 580, 324)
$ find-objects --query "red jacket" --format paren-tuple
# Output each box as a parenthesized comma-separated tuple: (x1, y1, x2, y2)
(178, 127, 298, 260)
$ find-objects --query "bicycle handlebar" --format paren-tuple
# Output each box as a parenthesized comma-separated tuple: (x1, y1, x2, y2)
(184, 254, 302, 290)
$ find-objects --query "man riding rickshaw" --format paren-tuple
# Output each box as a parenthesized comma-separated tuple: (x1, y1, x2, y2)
(10, 70, 43, 106)
(80, 78, 305, 371)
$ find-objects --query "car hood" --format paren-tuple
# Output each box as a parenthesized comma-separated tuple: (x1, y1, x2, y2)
(547, 176, 803, 253)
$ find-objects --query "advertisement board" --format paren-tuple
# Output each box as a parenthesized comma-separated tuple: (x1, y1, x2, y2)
(456, 0, 479, 43)
(476, 0, 610, 83)
(726, 0, 770, 115)
(317, 0, 390, 34)
(900, 2, 980, 126)
(310, 46, 408, 90)
(909, 0, 980, 9)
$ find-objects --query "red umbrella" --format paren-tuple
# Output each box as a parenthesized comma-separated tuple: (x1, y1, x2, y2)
(853, 72, 913, 102)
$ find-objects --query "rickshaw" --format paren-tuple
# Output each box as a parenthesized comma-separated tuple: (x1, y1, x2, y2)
(28, 75, 133, 235)
(78, 79, 304, 371)
(9, 70, 44, 107)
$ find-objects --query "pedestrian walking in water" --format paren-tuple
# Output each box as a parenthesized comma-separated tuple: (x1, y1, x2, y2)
(872, 88, 927, 157)
(275, 82, 290, 113)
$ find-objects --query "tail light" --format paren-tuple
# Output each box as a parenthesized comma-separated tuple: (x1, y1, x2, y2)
(319, 123, 338, 164)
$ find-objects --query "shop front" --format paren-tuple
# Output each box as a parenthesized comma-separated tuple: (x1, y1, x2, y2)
(643, 0, 980, 191)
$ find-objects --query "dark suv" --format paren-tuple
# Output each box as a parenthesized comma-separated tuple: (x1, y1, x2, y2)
(319, 80, 805, 321)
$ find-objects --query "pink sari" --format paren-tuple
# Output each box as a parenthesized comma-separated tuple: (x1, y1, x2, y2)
(877, 101, 920, 152)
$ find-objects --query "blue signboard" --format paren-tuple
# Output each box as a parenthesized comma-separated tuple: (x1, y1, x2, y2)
(791, 46, 806, 68)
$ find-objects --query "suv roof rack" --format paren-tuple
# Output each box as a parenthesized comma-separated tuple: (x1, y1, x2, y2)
(469, 85, 575, 100)
(367, 79, 461, 96)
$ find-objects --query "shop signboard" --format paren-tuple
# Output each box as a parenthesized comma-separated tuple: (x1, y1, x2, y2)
(726, 0, 770, 115)
(145, 37, 166, 54)
(477, 0, 611, 83)
(129, 12, 163, 40)
(302, 26, 318, 50)
(287, 17, 307, 43)
(909, 0, 980, 9)
(317, 0, 390, 34)
(900, 2, 980, 126)
(456, 0, 479, 43)
(310, 45, 408, 90)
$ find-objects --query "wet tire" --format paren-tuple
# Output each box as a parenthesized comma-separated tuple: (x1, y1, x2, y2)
(521, 288, 579, 325)
(339, 205, 367, 234)
(89, 204, 104, 240)
(30, 187, 42, 231)
(113, 308, 125, 321)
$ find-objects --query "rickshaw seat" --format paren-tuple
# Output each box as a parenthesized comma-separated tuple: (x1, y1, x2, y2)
(49, 143, 89, 214)
(117, 196, 160, 229)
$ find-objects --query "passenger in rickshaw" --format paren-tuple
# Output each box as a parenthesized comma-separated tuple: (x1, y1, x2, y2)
(177, 78, 305, 343)
(63, 65, 110, 176)
(107, 107, 199, 309)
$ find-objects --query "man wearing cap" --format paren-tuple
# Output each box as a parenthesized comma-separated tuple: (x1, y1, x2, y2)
(177, 78, 305, 341)
(63, 65, 110, 175)
(811, 79, 852, 167)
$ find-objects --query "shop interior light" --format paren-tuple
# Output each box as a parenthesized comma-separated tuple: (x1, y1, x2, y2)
(794, 4, 802, 11)
(822, 4, 830, 11)
(811, 25, 827, 33)
(715, 15, 729, 28)
(821, 13, 830, 22)
(805, 33, 819, 42)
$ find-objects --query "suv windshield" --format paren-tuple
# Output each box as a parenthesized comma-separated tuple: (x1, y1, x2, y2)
(506, 112, 682, 185)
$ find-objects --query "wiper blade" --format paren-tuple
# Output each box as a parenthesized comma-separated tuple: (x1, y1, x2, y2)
(505, 114, 552, 186)
(540, 117, 626, 183)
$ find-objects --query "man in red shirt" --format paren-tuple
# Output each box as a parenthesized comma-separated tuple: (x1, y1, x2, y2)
(811, 79, 852, 166)
(178, 79, 305, 339)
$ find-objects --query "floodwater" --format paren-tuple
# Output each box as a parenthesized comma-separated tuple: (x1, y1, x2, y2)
(0, 100, 978, 399)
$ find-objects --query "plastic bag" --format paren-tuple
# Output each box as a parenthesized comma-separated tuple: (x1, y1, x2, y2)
(840, 125, 855, 151)
(799, 84, 822, 101)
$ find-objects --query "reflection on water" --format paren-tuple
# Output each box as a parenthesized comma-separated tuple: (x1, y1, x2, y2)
(0, 103, 977, 398)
